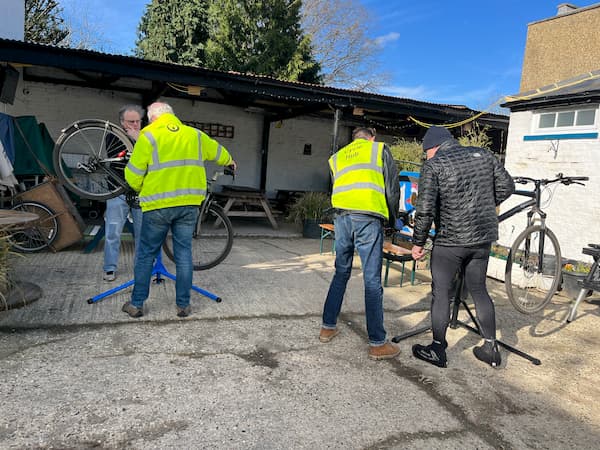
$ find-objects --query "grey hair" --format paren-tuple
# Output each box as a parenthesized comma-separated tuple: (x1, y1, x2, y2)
(118, 104, 145, 122)
(147, 102, 175, 122)
(352, 127, 376, 140)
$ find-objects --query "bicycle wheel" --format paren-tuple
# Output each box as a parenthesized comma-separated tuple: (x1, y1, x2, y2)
(505, 225, 561, 314)
(53, 120, 132, 201)
(163, 203, 234, 270)
(7, 201, 59, 252)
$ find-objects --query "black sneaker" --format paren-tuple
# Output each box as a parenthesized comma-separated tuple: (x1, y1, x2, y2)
(412, 341, 447, 368)
(473, 341, 502, 368)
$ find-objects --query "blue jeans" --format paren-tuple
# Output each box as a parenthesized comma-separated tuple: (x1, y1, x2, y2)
(130, 206, 198, 309)
(322, 213, 386, 346)
(103, 195, 142, 272)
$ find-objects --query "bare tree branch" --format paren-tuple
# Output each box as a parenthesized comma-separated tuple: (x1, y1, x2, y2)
(301, 0, 391, 91)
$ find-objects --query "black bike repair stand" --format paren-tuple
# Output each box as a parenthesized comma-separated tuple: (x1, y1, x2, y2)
(391, 269, 541, 366)
(87, 251, 222, 304)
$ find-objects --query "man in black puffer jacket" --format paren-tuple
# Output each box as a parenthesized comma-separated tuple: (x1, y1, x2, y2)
(411, 126, 514, 368)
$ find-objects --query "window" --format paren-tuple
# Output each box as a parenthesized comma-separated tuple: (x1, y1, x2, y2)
(534, 107, 597, 132)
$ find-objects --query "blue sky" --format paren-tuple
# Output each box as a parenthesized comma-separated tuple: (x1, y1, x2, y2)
(60, 0, 598, 111)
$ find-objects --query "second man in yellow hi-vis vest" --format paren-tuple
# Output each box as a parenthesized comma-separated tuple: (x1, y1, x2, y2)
(122, 102, 236, 318)
(320, 127, 400, 360)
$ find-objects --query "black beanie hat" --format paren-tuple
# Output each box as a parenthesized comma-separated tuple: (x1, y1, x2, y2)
(422, 126, 452, 151)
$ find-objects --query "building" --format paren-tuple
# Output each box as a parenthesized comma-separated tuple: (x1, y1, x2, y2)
(499, 3, 600, 261)
(0, 38, 507, 200)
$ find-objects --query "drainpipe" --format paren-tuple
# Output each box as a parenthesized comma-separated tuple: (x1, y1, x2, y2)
(259, 117, 271, 191)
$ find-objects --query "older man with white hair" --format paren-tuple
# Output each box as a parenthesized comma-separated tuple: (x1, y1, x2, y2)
(122, 102, 236, 318)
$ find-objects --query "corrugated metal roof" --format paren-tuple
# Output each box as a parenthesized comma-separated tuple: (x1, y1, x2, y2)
(0, 38, 507, 124)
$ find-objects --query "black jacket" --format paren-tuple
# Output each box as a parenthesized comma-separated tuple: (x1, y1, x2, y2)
(412, 139, 514, 247)
(382, 144, 400, 226)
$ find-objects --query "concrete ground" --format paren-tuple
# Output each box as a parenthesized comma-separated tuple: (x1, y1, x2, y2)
(1, 228, 599, 449)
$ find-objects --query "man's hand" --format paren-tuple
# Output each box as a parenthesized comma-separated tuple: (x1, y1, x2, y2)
(412, 245, 426, 260)
(229, 160, 237, 171)
(125, 126, 140, 141)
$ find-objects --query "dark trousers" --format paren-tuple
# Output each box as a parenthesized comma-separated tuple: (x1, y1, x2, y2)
(430, 243, 496, 343)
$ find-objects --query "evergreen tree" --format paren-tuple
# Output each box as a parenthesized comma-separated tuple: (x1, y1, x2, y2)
(204, 0, 321, 83)
(25, 0, 69, 46)
(136, 0, 210, 66)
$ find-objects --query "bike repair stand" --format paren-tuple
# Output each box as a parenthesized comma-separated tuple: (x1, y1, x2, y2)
(391, 268, 541, 366)
(87, 251, 222, 304)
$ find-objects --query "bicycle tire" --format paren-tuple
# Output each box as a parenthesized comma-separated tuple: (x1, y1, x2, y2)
(505, 225, 561, 314)
(7, 201, 59, 252)
(53, 120, 131, 201)
(162, 203, 234, 270)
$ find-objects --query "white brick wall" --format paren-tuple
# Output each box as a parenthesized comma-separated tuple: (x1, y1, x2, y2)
(499, 109, 600, 262)
(268, 116, 351, 194)
(1, 74, 350, 195)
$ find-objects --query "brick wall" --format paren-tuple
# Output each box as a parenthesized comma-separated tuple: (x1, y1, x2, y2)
(520, 4, 600, 92)
(1, 74, 350, 195)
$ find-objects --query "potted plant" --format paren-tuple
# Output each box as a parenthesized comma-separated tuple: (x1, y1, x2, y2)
(286, 192, 332, 238)
(561, 261, 592, 299)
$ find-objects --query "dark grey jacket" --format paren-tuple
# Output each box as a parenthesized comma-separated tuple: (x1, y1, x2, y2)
(412, 139, 514, 247)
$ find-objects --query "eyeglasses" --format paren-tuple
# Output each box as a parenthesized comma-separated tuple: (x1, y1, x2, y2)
(124, 119, 142, 125)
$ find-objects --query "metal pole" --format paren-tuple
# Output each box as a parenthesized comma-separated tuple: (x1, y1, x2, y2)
(331, 108, 341, 155)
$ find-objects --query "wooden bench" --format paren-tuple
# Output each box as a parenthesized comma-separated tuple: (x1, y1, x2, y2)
(319, 223, 335, 254)
(382, 241, 416, 287)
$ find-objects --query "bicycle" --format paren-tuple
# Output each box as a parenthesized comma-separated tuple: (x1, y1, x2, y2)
(1, 184, 60, 253)
(52, 119, 235, 270)
(6, 200, 59, 252)
(499, 173, 588, 314)
(162, 168, 234, 270)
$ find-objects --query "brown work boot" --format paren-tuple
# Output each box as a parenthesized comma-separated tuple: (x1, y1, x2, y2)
(177, 305, 192, 318)
(368, 342, 400, 360)
(122, 302, 143, 318)
(319, 327, 340, 343)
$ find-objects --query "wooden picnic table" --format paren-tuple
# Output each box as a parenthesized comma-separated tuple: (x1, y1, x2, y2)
(215, 187, 279, 230)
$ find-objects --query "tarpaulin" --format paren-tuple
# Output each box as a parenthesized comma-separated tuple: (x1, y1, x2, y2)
(0, 112, 15, 163)
(12, 116, 55, 176)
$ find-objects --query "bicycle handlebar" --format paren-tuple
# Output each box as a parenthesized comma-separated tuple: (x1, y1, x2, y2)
(512, 173, 588, 186)
(209, 166, 236, 183)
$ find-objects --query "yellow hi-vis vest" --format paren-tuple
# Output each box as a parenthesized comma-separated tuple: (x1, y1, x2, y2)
(329, 139, 388, 219)
(125, 113, 233, 212)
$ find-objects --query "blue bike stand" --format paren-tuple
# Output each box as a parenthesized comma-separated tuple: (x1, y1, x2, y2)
(87, 252, 222, 304)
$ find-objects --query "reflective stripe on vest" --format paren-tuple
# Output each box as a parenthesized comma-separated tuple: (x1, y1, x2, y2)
(330, 142, 381, 179)
(135, 128, 207, 209)
(329, 141, 388, 218)
(139, 188, 207, 203)
(143, 130, 205, 172)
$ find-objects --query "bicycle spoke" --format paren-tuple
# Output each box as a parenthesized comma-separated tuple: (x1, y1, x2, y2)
(162, 203, 233, 270)
(54, 121, 130, 200)
(75, 122, 103, 159)
(506, 226, 561, 314)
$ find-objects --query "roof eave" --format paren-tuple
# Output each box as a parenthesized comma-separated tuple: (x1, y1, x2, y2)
(502, 91, 600, 111)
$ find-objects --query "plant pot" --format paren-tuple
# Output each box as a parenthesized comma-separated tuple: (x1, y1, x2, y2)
(561, 270, 587, 299)
(302, 218, 322, 239)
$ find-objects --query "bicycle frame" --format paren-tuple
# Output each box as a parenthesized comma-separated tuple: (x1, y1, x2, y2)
(498, 185, 550, 275)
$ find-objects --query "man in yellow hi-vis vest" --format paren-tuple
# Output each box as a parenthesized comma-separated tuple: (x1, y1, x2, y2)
(121, 102, 236, 318)
(320, 127, 400, 360)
